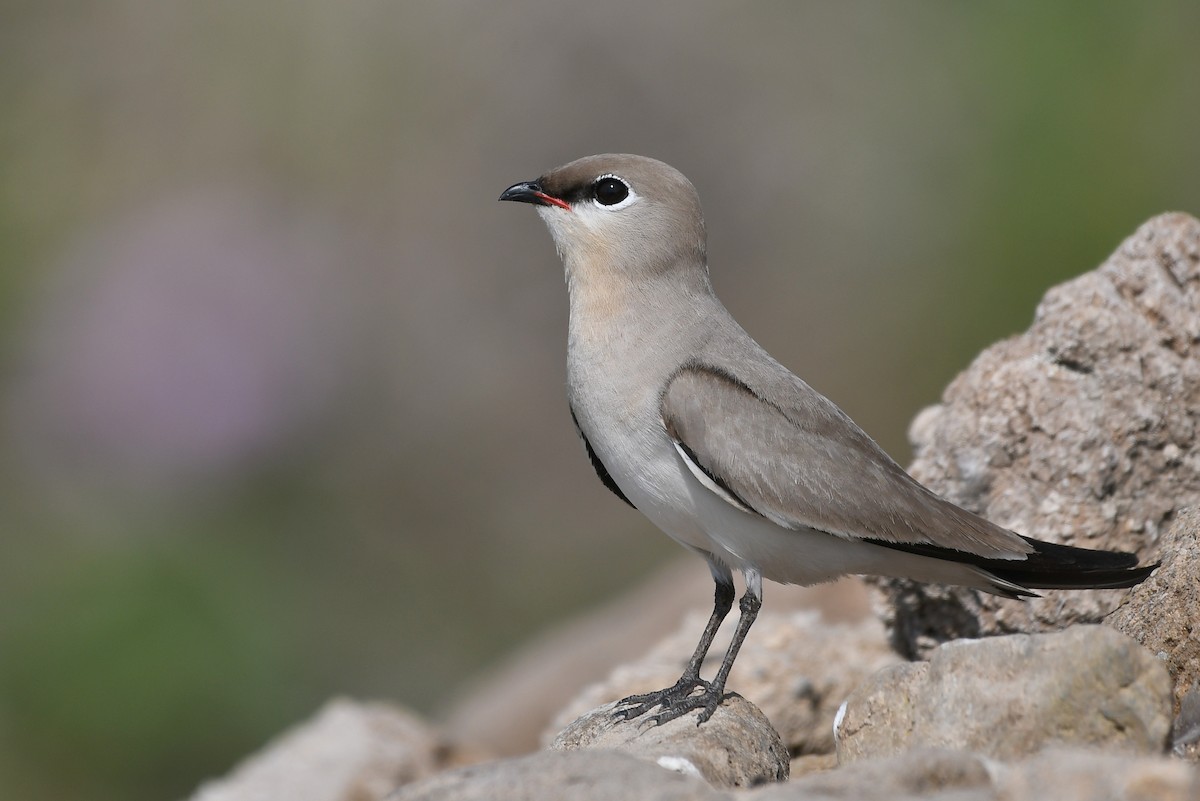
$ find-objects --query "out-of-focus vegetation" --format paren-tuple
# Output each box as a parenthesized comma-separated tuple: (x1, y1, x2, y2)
(1, 3, 1197, 799)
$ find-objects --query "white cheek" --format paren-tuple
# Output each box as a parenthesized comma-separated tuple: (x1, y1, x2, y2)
(536, 206, 573, 244)
(572, 204, 606, 231)
(536, 194, 644, 272)
(536, 204, 618, 244)
(572, 196, 641, 232)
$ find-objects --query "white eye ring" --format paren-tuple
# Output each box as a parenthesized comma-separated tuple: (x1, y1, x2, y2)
(591, 174, 640, 211)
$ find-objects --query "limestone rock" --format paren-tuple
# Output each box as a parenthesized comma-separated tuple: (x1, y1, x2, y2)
(741, 748, 1199, 801)
(744, 748, 991, 801)
(189, 698, 465, 801)
(550, 694, 788, 788)
(547, 610, 897, 756)
(1170, 686, 1200, 761)
(786, 752, 837, 780)
(835, 626, 1172, 763)
(872, 213, 1200, 658)
(992, 748, 1199, 801)
(1108, 506, 1200, 718)
(388, 749, 724, 801)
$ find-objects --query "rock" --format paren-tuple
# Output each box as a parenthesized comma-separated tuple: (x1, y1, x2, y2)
(835, 626, 1172, 763)
(871, 213, 1200, 658)
(547, 610, 897, 757)
(443, 560, 869, 759)
(741, 747, 1200, 801)
(787, 752, 837, 780)
(1108, 506, 1200, 718)
(388, 749, 723, 801)
(992, 748, 1199, 801)
(189, 698, 468, 801)
(1169, 686, 1200, 761)
(549, 694, 788, 788)
(743, 748, 991, 800)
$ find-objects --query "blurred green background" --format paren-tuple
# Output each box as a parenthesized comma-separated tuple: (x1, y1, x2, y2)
(1, 2, 1198, 799)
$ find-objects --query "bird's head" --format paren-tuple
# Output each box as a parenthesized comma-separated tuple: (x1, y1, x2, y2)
(500, 154, 708, 286)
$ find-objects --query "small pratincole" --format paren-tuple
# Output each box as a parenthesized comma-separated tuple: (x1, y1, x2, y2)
(500, 153, 1156, 725)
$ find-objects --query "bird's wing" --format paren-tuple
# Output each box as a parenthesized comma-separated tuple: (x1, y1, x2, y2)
(660, 363, 1031, 558)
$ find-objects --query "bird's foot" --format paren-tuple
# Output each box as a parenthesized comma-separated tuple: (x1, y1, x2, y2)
(613, 676, 726, 726)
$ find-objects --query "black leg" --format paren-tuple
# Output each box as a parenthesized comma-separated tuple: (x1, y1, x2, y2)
(698, 591, 761, 719)
(681, 578, 736, 680)
(613, 577, 734, 721)
(615, 571, 763, 727)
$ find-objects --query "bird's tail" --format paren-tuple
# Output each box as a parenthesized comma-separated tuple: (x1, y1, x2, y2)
(875, 535, 1157, 600)
(978, 536, 1157, 597)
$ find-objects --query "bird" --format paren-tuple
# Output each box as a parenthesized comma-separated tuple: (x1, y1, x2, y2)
(498, 153, 1156, 726)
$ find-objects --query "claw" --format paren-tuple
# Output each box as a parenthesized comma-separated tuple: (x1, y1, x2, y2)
(646, 688, 724, 726)
(612, 677, 726, 726)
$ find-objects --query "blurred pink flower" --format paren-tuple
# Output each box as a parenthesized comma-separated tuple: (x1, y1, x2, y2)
(8, 186, 353, 498)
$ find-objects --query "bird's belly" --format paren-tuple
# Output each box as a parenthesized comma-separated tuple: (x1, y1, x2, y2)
(586, 419, 908, 585)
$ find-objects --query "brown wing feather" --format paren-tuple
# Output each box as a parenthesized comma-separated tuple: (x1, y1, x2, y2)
(660, 363, 1031, 558)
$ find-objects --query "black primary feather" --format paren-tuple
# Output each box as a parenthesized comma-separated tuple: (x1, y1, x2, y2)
(870, 534, 1157, 596)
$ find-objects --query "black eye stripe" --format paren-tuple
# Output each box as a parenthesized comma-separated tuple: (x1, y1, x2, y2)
(593, 176, 630, 206)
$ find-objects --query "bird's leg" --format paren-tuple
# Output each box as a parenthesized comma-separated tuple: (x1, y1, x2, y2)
(642, 586, 761, 726)
(613, 575, 734, 721)
(685, 586, 761, 723)
(616, 571, 764, 727)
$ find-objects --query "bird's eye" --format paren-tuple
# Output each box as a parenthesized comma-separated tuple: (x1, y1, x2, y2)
(593, 176, 629, 206)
